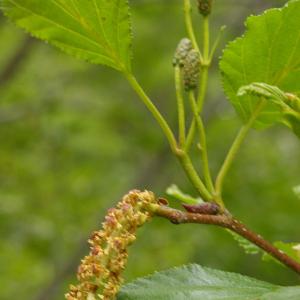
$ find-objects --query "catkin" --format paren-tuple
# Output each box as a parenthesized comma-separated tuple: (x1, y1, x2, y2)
(197, 0, 213, 16)
(173, 38, 193, 67)
(183, 49, 201, 91)
(65, 190, 156, 300)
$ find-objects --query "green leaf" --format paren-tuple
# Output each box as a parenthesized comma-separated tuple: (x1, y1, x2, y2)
(238, 82, 300, 138)
(220, 0, 300, 128)
(238, 82, 287, 105)
(227, 230, 260, 255)
(263, 286, 300, 300)
(118, 264, 300, 300)
(166, 184, 203, 204)
(284, 111, 300, 139)
(0, 0, 132, 71)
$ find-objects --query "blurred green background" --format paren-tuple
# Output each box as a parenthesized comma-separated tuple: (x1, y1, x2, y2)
(0, 0, 299, 299)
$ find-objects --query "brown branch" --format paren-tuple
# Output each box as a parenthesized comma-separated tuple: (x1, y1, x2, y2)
(154, 205, 300, 275)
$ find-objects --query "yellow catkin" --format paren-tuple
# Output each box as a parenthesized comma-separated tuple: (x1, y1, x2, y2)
(65, 190, 156, 300)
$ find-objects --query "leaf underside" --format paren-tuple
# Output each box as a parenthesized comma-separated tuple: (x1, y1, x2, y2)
(220, 0, 300, 128)
(238, 82, 300, 138)
(0, 0, 132, 71)
(118, 264, 300, 300)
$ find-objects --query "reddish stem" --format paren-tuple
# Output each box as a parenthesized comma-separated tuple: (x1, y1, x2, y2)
(154, 205, 300, 275)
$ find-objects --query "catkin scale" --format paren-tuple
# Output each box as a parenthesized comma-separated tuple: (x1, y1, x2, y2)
(65, 190, 156, 300)
(173, 38, 193, 67)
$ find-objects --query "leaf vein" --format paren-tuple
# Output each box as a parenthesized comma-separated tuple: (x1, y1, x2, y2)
(7, 0, 109, 53)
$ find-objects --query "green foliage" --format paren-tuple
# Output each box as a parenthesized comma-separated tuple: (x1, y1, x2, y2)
(228, 229, 300, 266)
(0, 1, 300, 299)
(238, 82, 300, 138)
(230, 232, 300, 267)
(0, 0, 132, 71)
(238, 82, 287, 104)
(264, 286, 300, 300)
(118, 264, 300, 300)
(227, 230, 260, 255)
(166, 184, 203, 204)
(220, 0, 300, 128)
(263, 242, 300, 265)
(284, 110, 300, 139)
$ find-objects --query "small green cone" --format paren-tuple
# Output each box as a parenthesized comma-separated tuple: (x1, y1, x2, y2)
(173, 38, 193, 67)
(183, 49, 200, 91)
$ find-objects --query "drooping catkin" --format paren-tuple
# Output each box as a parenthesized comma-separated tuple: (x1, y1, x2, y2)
(65, 190, 156, 300)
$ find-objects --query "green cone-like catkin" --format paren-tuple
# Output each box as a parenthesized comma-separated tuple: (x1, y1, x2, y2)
(197, 0, 213, 16)
(183, 49, 200, 91)
(173, 38, 193, 67)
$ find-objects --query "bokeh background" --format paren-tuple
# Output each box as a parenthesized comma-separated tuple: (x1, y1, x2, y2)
(0, 0, 299, 299)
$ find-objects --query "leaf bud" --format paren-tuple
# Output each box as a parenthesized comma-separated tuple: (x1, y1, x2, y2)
(285, 93, 300, 112)
(173, 38, 193, 67)
(182, 202, 220, 215)
(197, 0, 213, 16)
(183, 49, 200, 91)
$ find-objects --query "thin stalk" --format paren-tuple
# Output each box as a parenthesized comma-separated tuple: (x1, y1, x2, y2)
(197, 16, 210, 111)
(125, 72, 211, 201)
(197, 66, 209, 112)
(183, 0, 203, 60)
(215, 100, 266, 197)
(124, 72, 178, 153)
(175, 66, 186, 147)
(188, 91, 215, 195)
(209, 25, 226, 63)
(184, 66, 209, 153)
(153, 205, 300, 276)
(202, 16, 210, 64)
(185, 16, 210, 152)
(176, 150, 212, 201)
(185, 120, 196, 152)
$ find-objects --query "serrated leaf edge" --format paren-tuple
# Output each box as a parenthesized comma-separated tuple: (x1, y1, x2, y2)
(219, 0, 299, 123)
